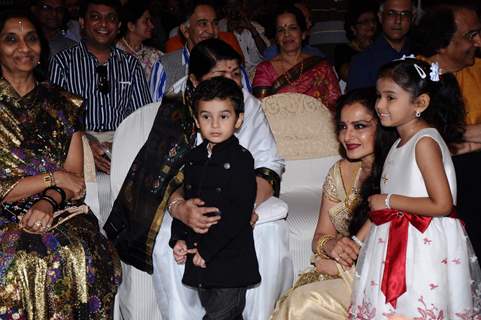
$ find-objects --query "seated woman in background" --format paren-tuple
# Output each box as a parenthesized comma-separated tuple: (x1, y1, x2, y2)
(0, 10, 120, 319)
(271, 88, 397, 319)
(252, 4, 340, 110)
(334, 2, 378, 83)
(117, 0, 163, 81)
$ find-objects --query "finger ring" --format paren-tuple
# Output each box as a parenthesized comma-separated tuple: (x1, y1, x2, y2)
(34, 221, 43, 228)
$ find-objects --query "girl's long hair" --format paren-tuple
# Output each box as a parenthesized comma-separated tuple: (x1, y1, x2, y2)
(334, 88, 398, 235)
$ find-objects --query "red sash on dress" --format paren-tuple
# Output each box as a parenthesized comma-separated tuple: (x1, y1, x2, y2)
(369, 209, 431, 308)
(368, 208, 458, 308)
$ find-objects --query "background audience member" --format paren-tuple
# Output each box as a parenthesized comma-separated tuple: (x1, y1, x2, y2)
(117, 0, 163, 81)
(64, 0, 81, 41)
(412, 3, 481, 259)
(49, 0, 152, 227)
(252, 4, 340, 110)
(150, 0, 251, 102)
(0, 9, 120, 318)
(347, 0, 414, 91)
(31, 0, 76, 56)
(335, 1, 378, 82)
(219, 0, 270, 74)
(263, 1, 325, 60)
(49, 0, 152, 174)
(271, 88, 397, 319)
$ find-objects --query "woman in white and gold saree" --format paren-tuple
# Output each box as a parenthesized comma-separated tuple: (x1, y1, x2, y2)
(271, 88, 397, 319)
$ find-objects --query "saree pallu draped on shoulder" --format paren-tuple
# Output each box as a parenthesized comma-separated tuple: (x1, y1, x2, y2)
(253, 56, 324, 99)
(104, 96, 196, 273)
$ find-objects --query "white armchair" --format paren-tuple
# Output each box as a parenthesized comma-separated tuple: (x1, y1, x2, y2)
(261, 93, 341, 276)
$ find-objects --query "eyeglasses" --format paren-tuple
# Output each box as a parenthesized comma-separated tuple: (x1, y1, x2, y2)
(385, 10, 413, 20)
(96, 65, 110, 94)
(464, 28, 481, 41)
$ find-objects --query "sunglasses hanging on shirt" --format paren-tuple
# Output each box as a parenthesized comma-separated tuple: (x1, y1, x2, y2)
(96, 65, 110, 94)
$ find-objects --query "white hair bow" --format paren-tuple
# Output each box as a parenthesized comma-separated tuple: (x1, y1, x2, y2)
(429, 62, 440, 82)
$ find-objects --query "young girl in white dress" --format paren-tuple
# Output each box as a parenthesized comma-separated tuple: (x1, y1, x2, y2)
(350, 59, 481, 319)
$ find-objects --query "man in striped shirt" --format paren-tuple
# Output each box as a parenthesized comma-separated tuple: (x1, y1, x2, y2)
(49, 0, 152, 173)
(150, 0, 252, 102)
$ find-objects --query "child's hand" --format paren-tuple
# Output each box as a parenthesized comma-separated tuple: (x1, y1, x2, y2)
(368, 194, 389, 211)
(193, 252, 206, 268)
(173, 240, 188, 264)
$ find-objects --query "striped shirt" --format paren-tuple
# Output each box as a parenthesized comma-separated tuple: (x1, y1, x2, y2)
(49, 41, 152, 131)
(149, 46, 252, 102)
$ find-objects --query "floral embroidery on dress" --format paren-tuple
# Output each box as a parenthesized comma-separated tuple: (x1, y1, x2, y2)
(349, 297, 376, 320)
(413, 296, 444, 320)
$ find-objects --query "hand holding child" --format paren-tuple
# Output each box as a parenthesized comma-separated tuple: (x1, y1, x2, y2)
(193, 252, 206, 268)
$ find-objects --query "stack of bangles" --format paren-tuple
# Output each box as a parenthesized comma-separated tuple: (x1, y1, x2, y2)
(315, 234, 335, 260)
(38, 186, 67, 214)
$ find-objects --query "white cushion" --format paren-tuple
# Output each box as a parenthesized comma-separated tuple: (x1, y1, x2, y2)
(256, 196, 288, 224)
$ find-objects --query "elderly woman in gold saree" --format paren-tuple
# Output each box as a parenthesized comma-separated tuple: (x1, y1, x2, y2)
(0, 10, 120, 319)
(271, 88, 397, 319)
(252, 4, 340, 111)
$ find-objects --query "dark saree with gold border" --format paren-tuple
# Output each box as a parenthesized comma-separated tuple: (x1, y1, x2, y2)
(0, 79, 121, 320)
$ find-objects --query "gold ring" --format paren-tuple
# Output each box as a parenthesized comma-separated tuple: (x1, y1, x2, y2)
(34, 221, 43, 228)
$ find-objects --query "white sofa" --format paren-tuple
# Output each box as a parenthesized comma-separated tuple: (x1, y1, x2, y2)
(260, 93, 341, 276)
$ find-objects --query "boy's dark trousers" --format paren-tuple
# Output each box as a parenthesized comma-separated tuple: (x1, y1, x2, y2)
(198, 287, 247, 320)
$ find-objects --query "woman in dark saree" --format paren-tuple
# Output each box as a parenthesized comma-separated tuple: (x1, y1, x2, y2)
(252, 4, 340, 110)
(105, 38, 286, 319)
(0, 10, 120, 319)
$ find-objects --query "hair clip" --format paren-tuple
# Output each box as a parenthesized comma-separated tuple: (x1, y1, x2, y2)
(395, 54, 416, 61)
(413, 64, 426, 79)
(429, 62, 440, 82)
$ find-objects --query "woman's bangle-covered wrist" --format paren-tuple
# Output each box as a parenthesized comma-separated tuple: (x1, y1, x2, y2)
(43, 172, 56, 188)
(351, 235, 364, 248)
(315, 235, 335, 259)
(168, 198, 185, 217)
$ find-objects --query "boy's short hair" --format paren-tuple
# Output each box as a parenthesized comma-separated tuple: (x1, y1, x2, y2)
(192, 77, 244, 116)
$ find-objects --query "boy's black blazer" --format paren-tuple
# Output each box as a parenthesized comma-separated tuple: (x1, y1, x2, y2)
(171, 135, 261, 288)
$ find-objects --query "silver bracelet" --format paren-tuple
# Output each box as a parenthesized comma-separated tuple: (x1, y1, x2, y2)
(384, 193, 393, 209)
(167, 198, 185, 216)
(351, 235, 364, 248)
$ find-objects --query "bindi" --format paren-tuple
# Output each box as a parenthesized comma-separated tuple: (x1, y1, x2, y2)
(18, 20, 23, 32)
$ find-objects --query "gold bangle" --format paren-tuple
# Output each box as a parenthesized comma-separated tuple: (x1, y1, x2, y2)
(315, 234, 335, 259)
(43, 172, 56, 188)
(167, 198, 185, 216)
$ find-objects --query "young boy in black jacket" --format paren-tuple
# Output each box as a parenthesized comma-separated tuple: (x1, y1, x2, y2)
(170, 77, 260, 319)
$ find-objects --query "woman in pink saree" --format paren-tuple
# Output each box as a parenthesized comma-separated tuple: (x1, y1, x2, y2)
(252, 5, 340, 111)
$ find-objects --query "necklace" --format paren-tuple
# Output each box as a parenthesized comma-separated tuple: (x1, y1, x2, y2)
(121, 37, 141, 54)
(280, 53, 303, 86)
